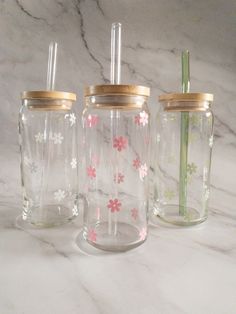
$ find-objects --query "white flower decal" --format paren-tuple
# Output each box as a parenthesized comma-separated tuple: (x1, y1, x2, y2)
(35, 132, 44, 143)
(71, 158, 77, 169)
(69, 113, 76, 126)
(24, 156, 37, 173)
(29, 162, 37, 173)
(72, 204, 78, 216)
(54, 189, 66, 202)
(52, 133, 64, 144)
(209, 135, 213, 148)
(139, 163, 148, 181)
(139, 111, 149, 126)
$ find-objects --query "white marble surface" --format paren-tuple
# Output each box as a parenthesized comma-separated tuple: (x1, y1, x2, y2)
(0, 0, 236, 313)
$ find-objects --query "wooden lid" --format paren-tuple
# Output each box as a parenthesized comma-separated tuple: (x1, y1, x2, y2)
(159, 93, 213, 102)
(21, 90, 76, 101)
(84, 85, 150, 97)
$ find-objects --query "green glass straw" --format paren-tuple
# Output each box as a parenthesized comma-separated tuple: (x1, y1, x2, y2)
(179, 50, 190, 216)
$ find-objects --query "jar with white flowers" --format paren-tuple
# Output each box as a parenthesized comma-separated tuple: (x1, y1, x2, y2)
(19, 91, 79, 227)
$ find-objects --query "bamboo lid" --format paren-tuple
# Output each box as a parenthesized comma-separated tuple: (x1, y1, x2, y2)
(84, 85, 150, 97)
(21, 90, 76, 101)
(159, 93, 213, 102)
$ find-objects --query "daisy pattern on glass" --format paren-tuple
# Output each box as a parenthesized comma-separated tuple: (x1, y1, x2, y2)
(29, 162, 37, 174)
(114, 172, 124, 184)
(88, 229, 97, 242)
(87, 166, 96, 178)
(134, 115, 141, 125)
(113, 136, 128, 152)
(187, 162, 197, 175)
(107, 199, 122, 213)
(72, 204, 78, 216)
(139, 163, 148, 181)
(69, 113, 76, 126)
(54, 189, 66, 202)
(35, 132, 44, 143)
(139, 227, 147, 241)
(139, 111, 148, 126)
(71, 158, 77, 169)
(53, 133, 64, 144)
(86, 115, 99, 128)
(131, 208, 138, 220)
(133, 157, 141, 170)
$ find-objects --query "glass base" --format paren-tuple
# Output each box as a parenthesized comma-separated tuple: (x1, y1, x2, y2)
(22, 204, 78, 228)
(84, 222, 146, 252)
(153, 204, 207, 226)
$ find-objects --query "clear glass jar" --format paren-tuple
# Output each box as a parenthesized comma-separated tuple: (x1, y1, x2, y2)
(153, 93, 214, 226)
(82, 85, 150, 251)
(19, 91, 79, 227)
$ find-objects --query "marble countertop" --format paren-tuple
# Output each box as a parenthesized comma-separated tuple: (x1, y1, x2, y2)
(1, 197, 235, 314)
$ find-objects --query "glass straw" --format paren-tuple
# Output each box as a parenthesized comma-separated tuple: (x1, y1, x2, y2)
(179, 50, 190, 216)
(39, 42, 58, 219)
(47, 42, 58, 90)
(109, 23, 122, 236)
(110, 23, 121, 84)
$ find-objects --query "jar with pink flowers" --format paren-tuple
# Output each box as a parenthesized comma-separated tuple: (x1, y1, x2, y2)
(82, 84, 150, 251)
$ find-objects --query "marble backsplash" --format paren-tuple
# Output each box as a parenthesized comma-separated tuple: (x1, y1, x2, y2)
(0, 0, 235, 216)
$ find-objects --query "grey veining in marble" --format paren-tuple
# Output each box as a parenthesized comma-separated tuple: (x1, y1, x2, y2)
(0, 0, 236, 313)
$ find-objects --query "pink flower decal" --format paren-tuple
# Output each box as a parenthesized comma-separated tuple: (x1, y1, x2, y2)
(139, 227, 147, 241)
(133, 157, 141, 170)
(135, 115, 141, 125)
(107, 199, 122, 213)
(131, 208, 139, 220)
(139, 111, 149, 126)
(114, 172, 124, 184)
(87, 166, 96, 178)
(113, 136, 128, 152)
(139, 163, 148, 181)
(88, 229, 97, 242)
(134, 111, 148, 126)
(86, 115, 99, 128)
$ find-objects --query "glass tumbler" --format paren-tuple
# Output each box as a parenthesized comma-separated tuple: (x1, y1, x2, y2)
(153, 93, 214, 225)
(19, 91, 79, 227)
(82, 85, 150, 251)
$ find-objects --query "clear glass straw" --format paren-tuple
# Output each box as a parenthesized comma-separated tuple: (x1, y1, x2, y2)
(39, 42, 58, 219)
(47, 42, 58, 90)
(109, 23, 122, 236)
(110, 23, 121, 84)
(179, 50, 190, 216)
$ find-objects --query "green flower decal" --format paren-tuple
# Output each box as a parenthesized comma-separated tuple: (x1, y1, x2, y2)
(187, 162, 197, 175)
(189, 114, 200, 127)
(164, 189, 175, 200)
